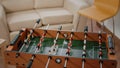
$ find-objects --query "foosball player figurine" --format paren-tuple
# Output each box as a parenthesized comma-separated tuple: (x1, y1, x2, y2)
(16, 19, 41, 58)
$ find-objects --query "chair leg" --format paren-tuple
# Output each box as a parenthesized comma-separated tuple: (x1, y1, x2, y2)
(76, 15, 81, 31)
(91, 19, 93, 32)
(101, 22, 104, 32)
(112, 17, 115, 47)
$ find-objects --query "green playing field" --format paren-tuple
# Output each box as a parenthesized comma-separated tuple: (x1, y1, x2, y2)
(20, 36, 108, 59)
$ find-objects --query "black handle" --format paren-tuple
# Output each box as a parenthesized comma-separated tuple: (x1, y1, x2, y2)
(84, 26, 88, 32)
(26, 59, 33, 68)
(36, 19, 41, 24)
(10, 30, 23, 45)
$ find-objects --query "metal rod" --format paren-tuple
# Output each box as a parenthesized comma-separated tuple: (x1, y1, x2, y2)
(82, 26, 88, 68)
(45, 25, 62, 68)
(45, 57, 51, 68)
(18, 19, 41, 52)
(33, 19, 41, 29)
(26, 24, 49, 68)
(55, 25, 62, 40)
(82, 61, 85, 68)
(49, 25, 62, 55)
(100, 62, 102, 68)
(33, 23, 38, 29)
(55, 32, 60, 41)
(37, 24, 49, 52)
(63, 30, 74, 68)
(64, 57, 68, 68)
(98, 31, 103, 68)
(19, 43, 26, 52)
(46, 24, 50, 30)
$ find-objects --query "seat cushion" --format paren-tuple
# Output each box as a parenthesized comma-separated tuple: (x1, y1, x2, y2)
(39, 23, 73, 31)
(7, 10, 41, 32)
(1, 0, 34, 13)
(35, 0, 64, 9)
(36, 8, 73, 25)
(78, 6, 112, 22)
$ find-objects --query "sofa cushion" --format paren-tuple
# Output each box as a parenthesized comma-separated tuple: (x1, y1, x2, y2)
(10, 31, 19, 41)
(1, 0, 34, 13)
(7, 10, 41, 32)
(35, 0, 64, 9)
(39, 23, 73, 31)
(36, 8, 73, 25)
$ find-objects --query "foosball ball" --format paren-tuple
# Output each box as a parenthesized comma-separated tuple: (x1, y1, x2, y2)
(4, 23, 117, 68)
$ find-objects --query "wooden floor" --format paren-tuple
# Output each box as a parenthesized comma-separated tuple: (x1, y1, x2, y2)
(0, 21, 120, 68)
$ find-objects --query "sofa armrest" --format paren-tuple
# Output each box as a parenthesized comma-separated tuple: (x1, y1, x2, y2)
(64, 0, 90, 31)
(0, 4, 10, 44)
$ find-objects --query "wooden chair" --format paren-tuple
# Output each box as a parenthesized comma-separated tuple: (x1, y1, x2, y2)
(78, 0, 120, 45)
(78, 0, 120, 22)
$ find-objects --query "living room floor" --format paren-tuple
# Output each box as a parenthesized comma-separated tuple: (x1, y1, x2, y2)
(0, 21, 120, 68)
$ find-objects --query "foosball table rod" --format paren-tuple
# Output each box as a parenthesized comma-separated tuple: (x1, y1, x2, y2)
(36, 24, 49, 52)
(98, 31, 103, 68)
(26, 24, 49, 68)
(82, 26, 88, 68)
(24, 19, 41, 52)
(64, 29, 74, 68)
(45, 25, 62, 68)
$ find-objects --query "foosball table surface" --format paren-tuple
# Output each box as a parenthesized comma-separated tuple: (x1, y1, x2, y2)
(21, 37, 108, 59)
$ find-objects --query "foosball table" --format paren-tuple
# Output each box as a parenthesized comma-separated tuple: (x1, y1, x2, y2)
(4, 29, 117, 68)
(4, 21, 117, 68)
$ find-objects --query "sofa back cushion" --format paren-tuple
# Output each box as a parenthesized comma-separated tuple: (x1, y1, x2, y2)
(1, 0, 34, 13)
(35, 0, 64, 9)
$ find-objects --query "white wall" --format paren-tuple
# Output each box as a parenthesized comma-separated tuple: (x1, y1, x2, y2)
(104, 9, 120, 39)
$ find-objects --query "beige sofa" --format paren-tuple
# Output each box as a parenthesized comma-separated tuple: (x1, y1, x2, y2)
(0, 0, 90, 44)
